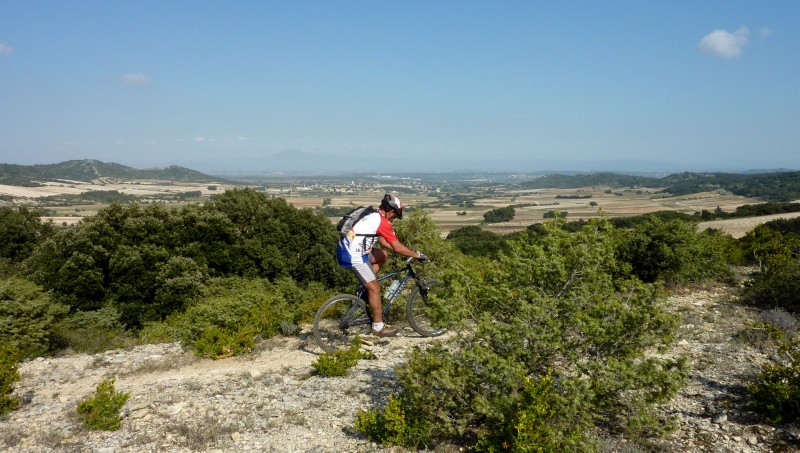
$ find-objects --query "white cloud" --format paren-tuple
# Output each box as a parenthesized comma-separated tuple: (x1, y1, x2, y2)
(121, 73, 152, 86)
(698, 27, 750, 59)
(193, 137, 215, 143)
(236, 136, 253, 141)
(0, 43, 13, 56)
(759, 27, 773, 37)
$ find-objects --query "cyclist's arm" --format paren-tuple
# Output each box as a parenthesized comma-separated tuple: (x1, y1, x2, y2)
(378, 237, 423, 259)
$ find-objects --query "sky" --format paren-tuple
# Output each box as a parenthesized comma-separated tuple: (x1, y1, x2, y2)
(1, 1, 799, 173)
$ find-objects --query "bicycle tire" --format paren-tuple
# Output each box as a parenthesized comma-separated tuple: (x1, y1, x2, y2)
(406, 279, 448, 337)
(313, 294, 372, 353)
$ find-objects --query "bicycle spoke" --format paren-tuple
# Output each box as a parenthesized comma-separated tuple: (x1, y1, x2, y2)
(313, 295, 371, 353)
(407, 279, 448, 337)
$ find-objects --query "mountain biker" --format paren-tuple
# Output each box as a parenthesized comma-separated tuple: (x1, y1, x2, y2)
(336, 194, 429, 337)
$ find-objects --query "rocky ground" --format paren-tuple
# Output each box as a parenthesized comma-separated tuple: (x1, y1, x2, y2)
(2, 275, 800, 452)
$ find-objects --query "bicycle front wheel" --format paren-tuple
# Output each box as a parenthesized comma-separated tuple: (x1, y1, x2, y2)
(313, 294, 372, 353)
(406, 279, 448, 337)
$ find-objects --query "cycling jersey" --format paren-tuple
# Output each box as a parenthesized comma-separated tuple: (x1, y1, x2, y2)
(336, 210, 398, 268)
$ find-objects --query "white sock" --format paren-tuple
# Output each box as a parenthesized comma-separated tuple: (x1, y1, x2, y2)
(372, 322, 384, 332)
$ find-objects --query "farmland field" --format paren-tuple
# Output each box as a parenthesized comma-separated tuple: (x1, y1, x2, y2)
(2, 175, 792, 237)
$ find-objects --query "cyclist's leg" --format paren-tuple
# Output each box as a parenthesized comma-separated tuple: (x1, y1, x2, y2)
(350, 260, 383, 323)
(370, 248, 387, 273)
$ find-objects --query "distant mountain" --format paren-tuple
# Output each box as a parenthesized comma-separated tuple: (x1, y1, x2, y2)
(0, 159, 227, 186)
(185, 150, 795, 177)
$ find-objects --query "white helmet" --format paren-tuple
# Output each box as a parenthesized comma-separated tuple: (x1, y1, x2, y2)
(380, 194, 404, 219)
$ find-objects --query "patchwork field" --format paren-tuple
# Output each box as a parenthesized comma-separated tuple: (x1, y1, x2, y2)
(5, 176, 793, 238)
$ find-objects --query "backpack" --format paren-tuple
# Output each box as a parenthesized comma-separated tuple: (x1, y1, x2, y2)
(336, 206, 379, 238)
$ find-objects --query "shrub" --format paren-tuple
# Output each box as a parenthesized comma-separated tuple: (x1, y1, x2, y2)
(475, 371, 592, 452)
(0, 344, 21, 416)
(138, 276, 327, 357)
(358, 218, 687, 450)
(446, 225, 508, 258)
(54, 306, 130, 354)
(312, 336, 372, 377)
(192, 324, 257, 359)
(0, 276, 69, 359)
(746, 254, 800, 313)
(0, 206, 54, 262)
(615, 216, 734, 285)
(737, 224, 799, 269)
(483, 206, 515, 223)
(748, 342, 800, 424)
(354, 395, 432, 448)
(76, 379, 130, 430)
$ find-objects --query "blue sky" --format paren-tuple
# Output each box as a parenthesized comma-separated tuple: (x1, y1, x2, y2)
(1, 1, 798, 173)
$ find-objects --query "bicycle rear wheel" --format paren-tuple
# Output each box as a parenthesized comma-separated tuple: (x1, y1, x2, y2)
(406, 279, 448, 337)
(313, 294, 372, 353)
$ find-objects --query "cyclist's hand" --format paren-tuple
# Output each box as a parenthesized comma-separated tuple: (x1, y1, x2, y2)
(417, 252, 430, 262)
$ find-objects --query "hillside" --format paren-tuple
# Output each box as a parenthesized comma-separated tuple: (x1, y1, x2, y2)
(521, 171, 800, 202)
(0, 160, 225, 186)
(2, 277, 799, 452)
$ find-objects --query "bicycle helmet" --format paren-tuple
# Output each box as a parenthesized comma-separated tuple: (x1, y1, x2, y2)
(380, 194, 404, 219)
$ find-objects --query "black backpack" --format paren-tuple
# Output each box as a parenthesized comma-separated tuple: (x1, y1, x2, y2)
(336, 206, 379, 238)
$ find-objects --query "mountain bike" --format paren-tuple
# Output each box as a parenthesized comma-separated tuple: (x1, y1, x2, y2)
(313, 257, 447, 353)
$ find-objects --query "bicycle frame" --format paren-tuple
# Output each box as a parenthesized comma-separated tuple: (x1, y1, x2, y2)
(354, 257, 420, 321)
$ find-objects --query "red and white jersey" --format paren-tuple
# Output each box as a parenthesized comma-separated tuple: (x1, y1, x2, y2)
(336, 210, 398, 267)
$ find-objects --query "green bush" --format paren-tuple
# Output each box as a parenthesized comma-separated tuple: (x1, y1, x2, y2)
(53, 306, 129, 354)
(358, 218, 687, 450)
(354, 395, 433, 448)
(475, 371, 591, 452)
(139, 276, 327, 357)
(737, 224, 793, 269)
(446, 225, 508, 258)
(312, 336, 372, 377)
(483, 206, 515, 223)
(0, 344, 21, 416)
(76, 379, 130, 430)
(0, 206, 54, 262)
(746, 254, 800, 313)
(192, 324, 257, 359)
(23, 191, 349, 328)
(748, 342, 800, 423)
(0, 276, 69, 359)
(615, 216, 734, 285)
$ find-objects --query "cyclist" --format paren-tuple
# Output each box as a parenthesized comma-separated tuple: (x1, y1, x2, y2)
(336, 194, 429, 337)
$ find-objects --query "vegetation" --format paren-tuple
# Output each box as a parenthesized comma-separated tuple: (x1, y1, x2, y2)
(483, 206, 515, 223)
(614, 216, 735, 286)
(519, 171, 800, 202)
(22, 188, 348, 329)
(140, 277, 328, 358)
(519, 172, 659, 189)
(0, 344, 21, 416)
(748, 342, 800, 424)
(0, 276, 69, 359)
(0, 207, 54, 262)
(358, 218, 688, 450)
(662, 171, 800, 202)
(0, 159, 226, 185)
(76, 379, 130, 430)
(4, 176, 800, 448)
(446, 226, 508, 258)
(312, 336, 373, 377)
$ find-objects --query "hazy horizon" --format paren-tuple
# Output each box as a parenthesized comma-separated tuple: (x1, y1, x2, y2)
(2, 2, 799, 172)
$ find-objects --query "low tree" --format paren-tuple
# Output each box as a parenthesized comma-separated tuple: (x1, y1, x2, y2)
(614, 215, 734, 285)
(483, 206, 515, 223)
(0, 206, 54, 263)
(0, 276, 69, 359)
